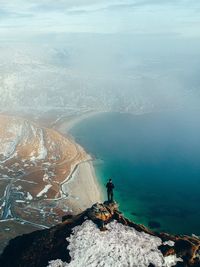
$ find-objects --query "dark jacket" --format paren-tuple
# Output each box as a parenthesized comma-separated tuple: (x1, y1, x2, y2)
(106, 182, 114, 192)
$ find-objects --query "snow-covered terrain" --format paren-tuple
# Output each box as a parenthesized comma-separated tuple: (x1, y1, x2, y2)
(0, 117, 48, 162)
(48, 220, 182, 267)
(0, 115, 88, 243)
(0, 115, 84, 166)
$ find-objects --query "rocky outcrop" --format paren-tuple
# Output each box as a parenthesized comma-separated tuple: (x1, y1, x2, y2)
(0, 202, 200, 267)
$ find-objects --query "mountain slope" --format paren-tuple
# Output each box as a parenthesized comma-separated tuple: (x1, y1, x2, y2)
(1, 202, 200, 267)
(0, 115, 90, 252)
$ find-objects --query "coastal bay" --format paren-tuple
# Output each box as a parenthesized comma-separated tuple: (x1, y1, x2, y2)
(69, 110, 200, 235)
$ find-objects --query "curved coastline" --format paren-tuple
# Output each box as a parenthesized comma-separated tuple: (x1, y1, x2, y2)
(56, 111, 105, 213)
(59, 110, 200, 235)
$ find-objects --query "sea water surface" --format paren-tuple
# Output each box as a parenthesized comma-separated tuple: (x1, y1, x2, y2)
(70, 111, 200, 235)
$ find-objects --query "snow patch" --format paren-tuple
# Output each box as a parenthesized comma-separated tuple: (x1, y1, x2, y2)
(43, 173, 49, 181)
(48, 220, 182, 267)
(26, 192, 33, 200)
(37, 129, 47, 160)
(37, 184, 52, 198)
(48, 259, 65, 267)
(163, 240, 175, 247)
(0, 121, 22, 161)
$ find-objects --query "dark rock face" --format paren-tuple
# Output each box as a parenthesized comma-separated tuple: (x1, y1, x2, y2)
(0, 212, 87, 267)
(0, 202, 200, 267)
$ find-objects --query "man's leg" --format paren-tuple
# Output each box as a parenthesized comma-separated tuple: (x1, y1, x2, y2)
(107, 191, 110, 202)
(111, 191, 113, 202)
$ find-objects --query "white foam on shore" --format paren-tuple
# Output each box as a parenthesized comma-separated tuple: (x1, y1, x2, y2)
(48, 220, 182, 267)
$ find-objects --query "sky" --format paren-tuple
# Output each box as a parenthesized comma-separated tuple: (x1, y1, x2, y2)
(0, 0, 200, 112)
(0, 0, 200, 39)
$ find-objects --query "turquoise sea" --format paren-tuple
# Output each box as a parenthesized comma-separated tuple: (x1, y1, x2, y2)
(70, 111, 200, 235)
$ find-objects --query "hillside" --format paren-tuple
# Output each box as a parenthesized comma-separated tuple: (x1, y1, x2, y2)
(0, 202, 200, 267)
(0, 115, 90, 252)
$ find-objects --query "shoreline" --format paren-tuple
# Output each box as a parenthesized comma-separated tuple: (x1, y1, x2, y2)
(61, 160, 104, 214)
(56, 110, 104, 133)
(56, 111, 105, 214)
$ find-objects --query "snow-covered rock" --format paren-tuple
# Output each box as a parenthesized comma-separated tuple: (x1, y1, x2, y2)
(48, 220, 182, 267)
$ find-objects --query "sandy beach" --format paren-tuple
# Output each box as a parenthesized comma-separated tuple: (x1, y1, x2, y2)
(61, 161, 104, 214)
(52, 111, 105, 214)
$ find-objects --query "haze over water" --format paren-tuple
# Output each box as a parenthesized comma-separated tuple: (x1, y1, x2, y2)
(70, 110, 200, 235)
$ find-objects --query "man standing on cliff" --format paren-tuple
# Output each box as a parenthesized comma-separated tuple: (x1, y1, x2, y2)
(106, 178, 115, 202)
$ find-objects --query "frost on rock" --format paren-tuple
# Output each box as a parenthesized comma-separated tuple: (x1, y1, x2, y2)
(48, 220, 182, 267)
(163, 240, 175, 247)
(48, 260, 65, 267)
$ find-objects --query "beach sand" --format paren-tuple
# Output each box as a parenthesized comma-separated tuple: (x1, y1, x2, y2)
(61, 161, 104, 214)
(55, 112, 104, 214)
(53, 112, 105, 214)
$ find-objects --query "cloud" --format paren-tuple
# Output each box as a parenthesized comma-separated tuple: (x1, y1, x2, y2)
(0, 0, 200, 39)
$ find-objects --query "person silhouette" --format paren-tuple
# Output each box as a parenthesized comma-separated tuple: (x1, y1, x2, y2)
(106, 178, 115, 202)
